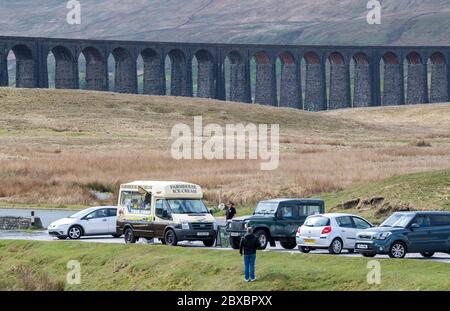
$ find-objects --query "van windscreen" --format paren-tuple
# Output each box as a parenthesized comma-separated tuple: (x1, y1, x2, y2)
(167, 199, 208, 214)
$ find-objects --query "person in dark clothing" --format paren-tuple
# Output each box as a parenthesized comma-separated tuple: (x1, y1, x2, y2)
(239, 227, 261, 282)
(225, 201, 236, 220)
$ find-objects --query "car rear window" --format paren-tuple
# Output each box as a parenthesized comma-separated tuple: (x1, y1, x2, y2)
(304, 216, 330, 227)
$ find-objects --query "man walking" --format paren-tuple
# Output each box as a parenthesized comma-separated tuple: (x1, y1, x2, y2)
(239, 227, 261, 282)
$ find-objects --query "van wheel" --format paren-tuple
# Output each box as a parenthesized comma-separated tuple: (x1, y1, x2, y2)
(299, 246, 311, 253)
(68, 226, 83, 240)
(203, 239, 215, 247)
(388, 242, 406, 258)
(420, 252, 434, 258)
(280, 240, 297, 250)
(229, 237, 240, 249)
(254, 229, 269, 249)
(124, 228, 137, 244)
(165, 229, 178, 246)
(328, 238, 343, 254)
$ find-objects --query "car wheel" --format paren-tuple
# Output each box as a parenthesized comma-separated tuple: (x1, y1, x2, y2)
(68, 226, 82, 240)
(299, 246, 311, 253)
(160, 238, 166, 245)
(124, 228, 137, 244)
(328, 238, 343, 254)
(112, 234, 121, 238)
(164, 229, 178, 246)
(203, 239, 215, 247)
(388, 242, 407, 258)
(229, 237, 240, 249)
(420, 252, 435, 258)
(254, 229, 269, 249)
(362, 253, 376, 258)
(280, 240, 297, 250)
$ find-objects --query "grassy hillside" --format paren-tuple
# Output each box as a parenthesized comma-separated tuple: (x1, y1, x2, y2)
(1, 87, 450, 217)
(323, 170, 450, 223)
(0, 240, 449, 291)
(1, 0, 450, 45)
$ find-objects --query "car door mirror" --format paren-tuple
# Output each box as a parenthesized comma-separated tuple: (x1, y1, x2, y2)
(410, 223, 420, 230)
(84, 214, 94, 220)
(208, 208, 214, 215)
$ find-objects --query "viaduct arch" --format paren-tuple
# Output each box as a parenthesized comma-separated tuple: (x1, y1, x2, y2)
(1, 36, 450, 111)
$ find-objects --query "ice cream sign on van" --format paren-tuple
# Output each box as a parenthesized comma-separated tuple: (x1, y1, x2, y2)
(170, 184, 199, 194)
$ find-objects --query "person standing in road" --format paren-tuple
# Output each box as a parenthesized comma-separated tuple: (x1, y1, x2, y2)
(225, 201, 236, 221)
(239, 226, 261, 282)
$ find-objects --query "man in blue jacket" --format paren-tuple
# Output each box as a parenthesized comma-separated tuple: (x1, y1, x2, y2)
(239, 227, 261, 282)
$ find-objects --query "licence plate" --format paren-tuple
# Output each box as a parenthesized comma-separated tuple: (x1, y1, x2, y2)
(303, 238, 315, 244)
(230, 232, 241, 237)
(197, 232, 209, 236)
(356, 244, 368, 249)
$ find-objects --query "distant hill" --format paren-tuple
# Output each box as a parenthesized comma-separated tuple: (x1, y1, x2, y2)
(1, 0, 450, 45)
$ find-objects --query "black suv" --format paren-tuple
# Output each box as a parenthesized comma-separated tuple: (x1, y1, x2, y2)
(226, 198, 325, 249)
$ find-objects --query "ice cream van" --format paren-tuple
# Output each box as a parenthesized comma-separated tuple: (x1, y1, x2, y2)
(116, 181, 217, 247)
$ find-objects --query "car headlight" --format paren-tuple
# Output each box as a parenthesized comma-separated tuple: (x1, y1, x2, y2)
(375, 232, 392, 240)
(50, 223, 69, 229)
(181, 222, 190, 230)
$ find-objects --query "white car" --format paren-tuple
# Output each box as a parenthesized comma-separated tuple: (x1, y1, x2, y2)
(296, 213, 373, 254)
(48, 206, 120, 240)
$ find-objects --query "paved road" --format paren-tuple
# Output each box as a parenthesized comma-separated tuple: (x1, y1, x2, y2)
(1, 230, 449, 263)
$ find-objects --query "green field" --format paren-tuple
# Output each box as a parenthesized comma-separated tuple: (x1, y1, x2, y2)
(0, 240, 448, 291)
(322, 170, 450, 223)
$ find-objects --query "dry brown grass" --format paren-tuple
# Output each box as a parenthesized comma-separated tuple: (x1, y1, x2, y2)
(10, 265, 65, 291)
(1, 87, 450, 209)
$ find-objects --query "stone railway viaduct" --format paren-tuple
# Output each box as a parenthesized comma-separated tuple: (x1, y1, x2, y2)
(1, 35, 449, 110)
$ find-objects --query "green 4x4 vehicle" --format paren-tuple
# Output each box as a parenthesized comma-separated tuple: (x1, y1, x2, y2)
(226, 198, 325, 250)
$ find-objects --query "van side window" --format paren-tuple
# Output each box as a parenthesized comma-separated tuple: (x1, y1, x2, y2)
(120, 191, 151, 215)
(156, 200, 171, 219)
(155, 200, 164, 218)
(430, 215, 450, 226)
